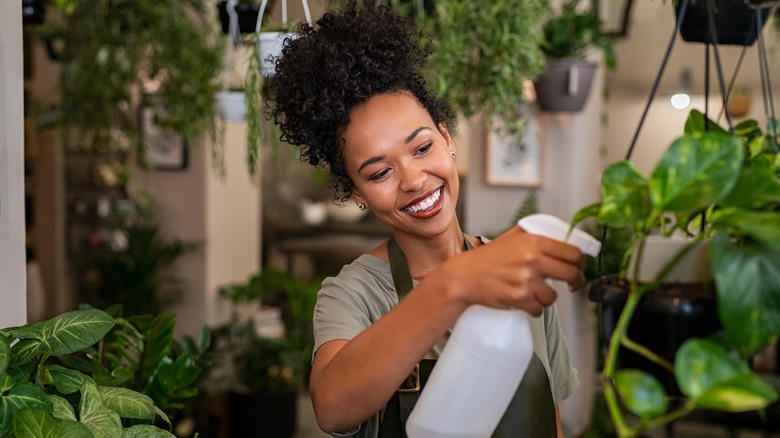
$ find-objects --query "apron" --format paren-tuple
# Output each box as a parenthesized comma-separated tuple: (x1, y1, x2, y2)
(378, 235, 557, 438)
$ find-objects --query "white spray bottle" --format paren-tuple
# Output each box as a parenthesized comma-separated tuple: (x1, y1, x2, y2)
(405, 214, 601, 438)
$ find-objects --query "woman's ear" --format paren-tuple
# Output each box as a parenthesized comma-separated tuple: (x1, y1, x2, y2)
(438, 122, 455, 153)
(351, 189, 367, 208)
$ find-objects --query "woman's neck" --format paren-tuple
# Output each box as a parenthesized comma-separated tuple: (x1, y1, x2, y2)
(392, 226, 468, 280)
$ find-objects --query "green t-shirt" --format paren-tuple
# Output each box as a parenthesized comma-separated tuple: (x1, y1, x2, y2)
(312, 244, 580, 437)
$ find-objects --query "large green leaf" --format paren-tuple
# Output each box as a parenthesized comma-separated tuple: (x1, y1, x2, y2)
(684, 109, 729, 136)
(80, 382, 122, 438)
(97, 387, 156, 421)
(675, 338, 752, 399)
(48, 365, 89, 395)
(9, 339, 41, 367)
(614, 369, 667, 420)
(2, 381, 52, 412)
(155, 355, 200, 395)
(598, 161, 652, 230)
(711, 209, 780, 253)
(1, 373, 13, 393)
(122, 424, 176, 437)
(649, 132, 743, 215)
(720, 156, 780, 209)
(693, 374, 778, 412)
(0, 334, 9, 375)
(49, 394, 77, 422)
(137, 314, 175, 394)
(570, 202, 601, 229)
(4, 309, 115, 356)
(11, 408, 93, 438)
(711, 233, 780, 356)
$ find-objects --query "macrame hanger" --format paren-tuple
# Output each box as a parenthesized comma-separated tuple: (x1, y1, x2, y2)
(256, 0, 313, 33)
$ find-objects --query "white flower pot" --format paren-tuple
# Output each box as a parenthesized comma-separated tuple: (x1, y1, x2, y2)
(258, 31, 295, 77)
(215, 91, 247, 121)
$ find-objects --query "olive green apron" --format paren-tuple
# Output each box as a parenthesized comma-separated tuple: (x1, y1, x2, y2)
(378, 235, 556, 438)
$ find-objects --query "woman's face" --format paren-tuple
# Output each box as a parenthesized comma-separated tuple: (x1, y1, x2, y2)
(341, 91, 459, 238)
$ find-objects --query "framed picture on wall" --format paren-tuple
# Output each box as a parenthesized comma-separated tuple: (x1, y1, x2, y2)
(484, 116, 543, 187)
(140, 96, 188, 171)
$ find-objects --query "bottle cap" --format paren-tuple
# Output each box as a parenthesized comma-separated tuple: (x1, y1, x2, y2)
(517, 213, 602, 257)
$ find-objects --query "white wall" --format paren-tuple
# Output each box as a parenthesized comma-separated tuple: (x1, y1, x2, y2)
(0, 0, 27, 327)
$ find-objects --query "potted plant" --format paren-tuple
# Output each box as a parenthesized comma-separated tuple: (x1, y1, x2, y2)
(0, 308, 195, 436)
(418, 0, 549, 133)
(212, 268, 320, 437)
(571, 109, 780, 437)
(673, 0, 778, 46)
(534, 0, 616, 112)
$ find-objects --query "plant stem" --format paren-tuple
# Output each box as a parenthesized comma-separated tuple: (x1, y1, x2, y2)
(621, 336, 675, 373)
(640, 399, 696, 434)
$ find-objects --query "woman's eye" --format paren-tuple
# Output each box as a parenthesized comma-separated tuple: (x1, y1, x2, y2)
(416, 141, 433, 155)
(369, 168, 391, 182)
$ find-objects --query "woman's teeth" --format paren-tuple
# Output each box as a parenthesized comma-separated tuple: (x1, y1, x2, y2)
(402, 189, 441, 213)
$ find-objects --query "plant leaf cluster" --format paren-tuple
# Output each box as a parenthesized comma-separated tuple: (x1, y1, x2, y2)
(216, 269, 320, 394)
(418, 0, 548, 130)
(571, 110, 780, 436)
(541, 0, 616, 68)
(45, 0, 222, 157)
(0, 309, 181, 437)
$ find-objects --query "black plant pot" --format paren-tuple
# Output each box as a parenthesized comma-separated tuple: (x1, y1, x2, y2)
(217, 1, 264, 34)
(674, 0, 774, 46)
(590, 275, 722, 396)
(533, 59, 597, 112)
(230, 389, 298, 438)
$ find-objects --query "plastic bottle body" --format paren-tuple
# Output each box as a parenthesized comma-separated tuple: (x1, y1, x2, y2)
(405, 305, 533, 438)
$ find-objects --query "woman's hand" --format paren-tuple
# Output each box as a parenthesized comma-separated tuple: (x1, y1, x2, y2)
(438, 226, 586, 316)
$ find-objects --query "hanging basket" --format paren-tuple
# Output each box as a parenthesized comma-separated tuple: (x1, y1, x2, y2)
(217, 1, 261, 34)
(533, 59, 597, 112)
(674, 0, 775, 46)
(254, 0, 313, 77)
(215, 91, 247, 121)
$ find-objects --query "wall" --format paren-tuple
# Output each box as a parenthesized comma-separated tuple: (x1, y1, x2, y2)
(0, 0, 27, 327)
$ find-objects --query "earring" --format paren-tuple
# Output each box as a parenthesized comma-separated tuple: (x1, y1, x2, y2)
(451, 151, 456, 159)
(358, 203, 368, 211)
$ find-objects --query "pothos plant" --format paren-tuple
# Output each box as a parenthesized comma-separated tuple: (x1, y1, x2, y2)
(570, 110, 780, 437)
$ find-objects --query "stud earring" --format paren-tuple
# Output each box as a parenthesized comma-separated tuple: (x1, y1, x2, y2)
(358, 203, 368, 211)
(451, 151, 456, 159)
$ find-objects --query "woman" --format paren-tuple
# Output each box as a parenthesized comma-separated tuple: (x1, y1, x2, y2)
(268, 2, 586, 437)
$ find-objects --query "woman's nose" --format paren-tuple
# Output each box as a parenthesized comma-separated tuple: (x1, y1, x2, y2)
(398, 163, 426, 192)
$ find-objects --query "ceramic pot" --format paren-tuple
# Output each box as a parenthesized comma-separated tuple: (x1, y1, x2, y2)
(533, 59, 597, 112)
(674, 0, 774, 46)
(215, 91, 247, 122)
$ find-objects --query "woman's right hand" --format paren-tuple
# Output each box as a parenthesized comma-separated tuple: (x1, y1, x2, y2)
(440, 226, 586, 316)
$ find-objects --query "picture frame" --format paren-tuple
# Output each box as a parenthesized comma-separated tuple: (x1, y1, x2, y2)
(484, 115, 543, 187)
(140, 96, 188, 171)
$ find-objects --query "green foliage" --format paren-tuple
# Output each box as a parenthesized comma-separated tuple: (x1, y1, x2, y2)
(541, 0, 616, 68)
(44, 0, 222, 165)
(216, 269, 320, 393)
(0, 309, 177, 437)
(571, 110, 780, 436)
(418, 0, 549, 130)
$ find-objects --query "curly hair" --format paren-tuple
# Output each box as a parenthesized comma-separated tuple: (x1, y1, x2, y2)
(267, 1, 456, 201)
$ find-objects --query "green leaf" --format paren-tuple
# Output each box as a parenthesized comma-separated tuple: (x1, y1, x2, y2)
(80, 382, 122, 438)
(122, 424, 176, 438)
(97, 387, 155, 421)
(11, 408, 93, 438)
(5, 309, 115, 356)
(1, 373, 13, 393)
(0, 334, 9, 375)
(154, 406, 171, 429)
(649, 132, 743, 215)
(570, 202, 601, 229)
(614, 369, 668, 420)
(684, 109, 728, 135)
(48, 365, 88, 395)
(597, 161, 652, 230)
(9, 339, 41, 367)
(2, 381, 53, 412)
(694, 374, 778, 412)
(711, 234, 780, 356)
(711, 209, 780, 253)
(675, 338, 751, 399)
(156, 355, 200, 395)
(138, 314, 175, 393)
(49, 394, 77, 422)
(720, 156, 780, 210)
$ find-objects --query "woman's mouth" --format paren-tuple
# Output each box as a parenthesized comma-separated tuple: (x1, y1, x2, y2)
(401, 187, 443, 215)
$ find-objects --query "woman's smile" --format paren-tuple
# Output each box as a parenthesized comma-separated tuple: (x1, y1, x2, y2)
(401, 186, 444, 218)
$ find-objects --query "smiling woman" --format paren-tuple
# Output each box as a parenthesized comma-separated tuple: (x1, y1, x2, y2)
(265, 2, 588, 437)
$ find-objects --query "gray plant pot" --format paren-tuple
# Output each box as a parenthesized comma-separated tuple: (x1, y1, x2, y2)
(533, 59, 597, 112)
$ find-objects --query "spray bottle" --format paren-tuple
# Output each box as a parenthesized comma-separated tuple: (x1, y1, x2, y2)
(405, 214, 601, 438)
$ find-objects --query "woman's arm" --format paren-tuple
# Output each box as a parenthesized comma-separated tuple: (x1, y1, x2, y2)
(310, 226, 586, 433)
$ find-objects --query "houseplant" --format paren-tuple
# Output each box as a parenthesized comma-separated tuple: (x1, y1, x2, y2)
(417, 0, 549, 133)
(211, 268, 320, 437)
(0, 308, 180, 436)
(534, 0, 616, 112)
(673, 0, 777, 46)
(570, 109, 780, 437)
